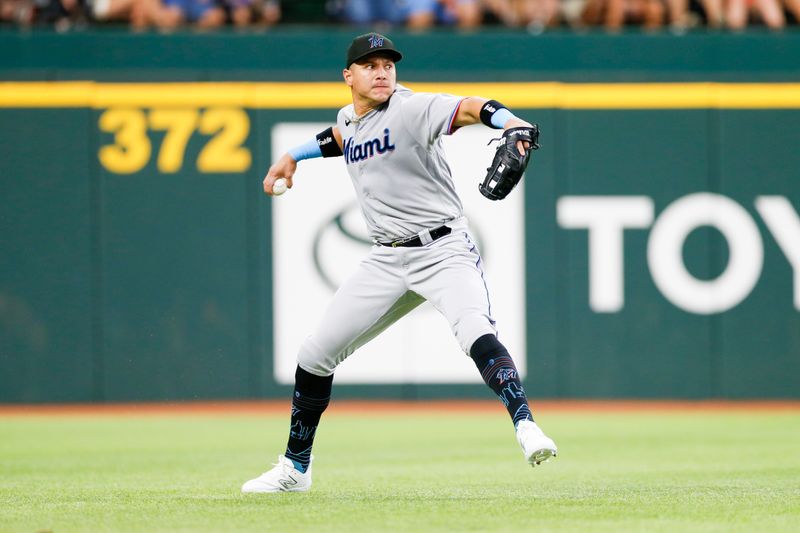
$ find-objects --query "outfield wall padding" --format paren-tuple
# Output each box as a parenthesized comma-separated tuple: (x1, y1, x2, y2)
(1, 30, 798, 402)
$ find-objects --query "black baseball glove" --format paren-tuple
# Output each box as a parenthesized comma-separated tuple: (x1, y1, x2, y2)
(479, 125, 539, 201)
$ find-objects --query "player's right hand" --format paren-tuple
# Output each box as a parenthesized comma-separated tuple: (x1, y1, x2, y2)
(263, 153, 297, 196)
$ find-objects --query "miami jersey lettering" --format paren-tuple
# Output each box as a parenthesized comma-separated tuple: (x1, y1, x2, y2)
(343, 128, 395, 164)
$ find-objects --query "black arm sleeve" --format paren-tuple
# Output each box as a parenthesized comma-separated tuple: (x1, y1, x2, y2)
(316, 127, 343, 158)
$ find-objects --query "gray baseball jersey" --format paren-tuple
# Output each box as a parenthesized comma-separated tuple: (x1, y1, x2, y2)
(335, 84, 464, 242)
(296, 85, 497, 377)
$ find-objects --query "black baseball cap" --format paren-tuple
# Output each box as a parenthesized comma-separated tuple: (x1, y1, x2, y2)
(345, 33, 403, 68)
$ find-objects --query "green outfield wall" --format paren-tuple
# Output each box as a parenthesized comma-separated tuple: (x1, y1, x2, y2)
(1, 29, 799, 402)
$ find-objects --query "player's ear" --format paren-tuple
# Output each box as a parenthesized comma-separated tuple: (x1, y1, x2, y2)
(343, 68, 353, 87)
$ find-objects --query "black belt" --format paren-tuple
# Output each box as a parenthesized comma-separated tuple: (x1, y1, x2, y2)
(378, 225, 452, 248)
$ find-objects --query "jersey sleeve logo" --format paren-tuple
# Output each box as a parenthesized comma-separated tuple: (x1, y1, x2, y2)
(343, 128, 396, 164)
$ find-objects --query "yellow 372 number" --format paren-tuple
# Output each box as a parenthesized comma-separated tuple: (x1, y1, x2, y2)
(98, 107, 252, 174)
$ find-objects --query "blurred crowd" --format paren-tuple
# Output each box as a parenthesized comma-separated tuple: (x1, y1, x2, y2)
(2, 0, 799, 31)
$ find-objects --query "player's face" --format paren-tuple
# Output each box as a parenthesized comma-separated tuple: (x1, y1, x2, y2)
(344, 54, 397, 109)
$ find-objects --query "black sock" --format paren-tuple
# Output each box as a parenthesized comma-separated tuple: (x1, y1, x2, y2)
(285, 365, 333, 473)
(470, 333, 534, 428)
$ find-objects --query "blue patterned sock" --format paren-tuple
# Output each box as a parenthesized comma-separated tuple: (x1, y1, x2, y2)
(470, 334, 534, 428)
(285, 366, 333, 473)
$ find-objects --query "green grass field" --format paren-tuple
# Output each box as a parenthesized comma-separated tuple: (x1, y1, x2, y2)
(2, 408, 799, 532)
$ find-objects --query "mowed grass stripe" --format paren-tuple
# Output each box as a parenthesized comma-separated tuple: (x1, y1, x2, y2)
(1, 412, 798, 532)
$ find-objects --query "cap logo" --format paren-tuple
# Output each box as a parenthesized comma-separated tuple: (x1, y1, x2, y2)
(368, 34, 384, 48)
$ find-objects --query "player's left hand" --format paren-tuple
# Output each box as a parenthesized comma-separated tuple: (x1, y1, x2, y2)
(503, 117, 534, 156)
(479, 123, 540, 201)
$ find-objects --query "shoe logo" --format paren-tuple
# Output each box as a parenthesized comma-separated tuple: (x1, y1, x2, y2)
(278, 475, 298, 491)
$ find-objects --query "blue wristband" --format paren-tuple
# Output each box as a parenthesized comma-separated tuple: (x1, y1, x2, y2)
(288, 138, 322, 162)
(490, 108, 515, 129)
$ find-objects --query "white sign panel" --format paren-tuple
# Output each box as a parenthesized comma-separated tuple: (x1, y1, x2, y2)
(272, 123, 526, 384)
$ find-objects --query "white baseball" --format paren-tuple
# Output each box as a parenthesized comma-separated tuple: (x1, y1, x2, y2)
(272, 178, 288, 196)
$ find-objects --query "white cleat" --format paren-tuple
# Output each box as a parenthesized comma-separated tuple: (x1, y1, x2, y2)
(516, 420, 557, 467)
(241, 455, 312, 493)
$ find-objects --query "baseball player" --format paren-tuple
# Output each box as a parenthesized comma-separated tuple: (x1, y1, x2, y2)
(242, 32, 556, 494)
